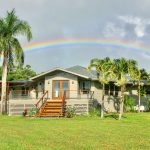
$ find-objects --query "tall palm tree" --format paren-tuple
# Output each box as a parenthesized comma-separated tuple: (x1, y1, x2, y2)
(128, 62, 145, 113)
(0, 9, 32, 114)
(88, 57, 114, 118)
(114, 58, 139, 119)
(113, 58, 130, 120)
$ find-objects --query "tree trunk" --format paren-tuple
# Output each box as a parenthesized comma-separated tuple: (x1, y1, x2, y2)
(101, 83, 105, 118)
(1, 57, 8, 114)
(119, 85, 125, 120)
(138, 81, 141, 113)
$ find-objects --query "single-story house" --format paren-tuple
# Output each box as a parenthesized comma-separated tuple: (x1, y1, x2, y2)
(0, 65, 149, 116)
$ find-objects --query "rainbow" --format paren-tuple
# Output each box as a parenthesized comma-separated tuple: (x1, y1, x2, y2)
(23, 38, 150, 55)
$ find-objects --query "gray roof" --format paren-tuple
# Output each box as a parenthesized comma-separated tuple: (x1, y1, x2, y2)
(31, 66, 92, 80)
(66, 65, 97, 79)
(0, 80, 31, 83)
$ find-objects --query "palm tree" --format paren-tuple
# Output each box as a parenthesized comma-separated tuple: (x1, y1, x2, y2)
(140, 68, 149, 80)
(88, 57, 114, 118)
(129, 65, 147, 113)
(114, 58, 139, 119)
(113, 58, 130, 120)
(0, 9, 32, 114)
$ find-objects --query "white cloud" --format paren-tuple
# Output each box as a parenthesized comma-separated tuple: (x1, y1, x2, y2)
(103, 22, 126, 38)
(119, 15, 150, 37)
(134, 25, 145, 37)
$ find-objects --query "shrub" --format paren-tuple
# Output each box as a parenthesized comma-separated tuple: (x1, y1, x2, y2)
(66, 106, 76, 118)
(89, 107, 100, 117)
(124, 96, 135, 112)
(28, 108, 37, 117)
(145, 97, 150, 111)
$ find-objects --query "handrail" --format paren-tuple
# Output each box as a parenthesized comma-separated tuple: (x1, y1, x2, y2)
(62, 91, 66, 103)
(35, 91, 48, 109)
(61, 91, 66, 116)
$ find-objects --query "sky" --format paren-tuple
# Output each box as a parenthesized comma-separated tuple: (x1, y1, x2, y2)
(0, 0, 150, 73)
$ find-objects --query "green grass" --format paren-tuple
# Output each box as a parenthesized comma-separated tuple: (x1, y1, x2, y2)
(0, 113, 149, 150)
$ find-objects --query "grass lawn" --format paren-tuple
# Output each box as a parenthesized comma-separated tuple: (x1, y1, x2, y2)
(0, 113, 149, 150)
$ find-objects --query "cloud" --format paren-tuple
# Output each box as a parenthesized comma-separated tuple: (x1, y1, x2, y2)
(103, 15, 150, 39)
(103, 22, 126, 38)
(119, 15, 150, 37)
(1, 0, 150, 72)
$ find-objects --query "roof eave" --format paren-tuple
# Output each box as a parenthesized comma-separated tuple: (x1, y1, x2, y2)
(30, 68, 90, 80)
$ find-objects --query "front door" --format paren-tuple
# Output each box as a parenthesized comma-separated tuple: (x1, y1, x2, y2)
(52, 80, 69, 99)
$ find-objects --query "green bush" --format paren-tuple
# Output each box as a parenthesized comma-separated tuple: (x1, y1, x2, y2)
(89, 107, 100, 117)
(66, 106, 76, 118)
(145, 97, 150, 111)
(28, 108, 37, 117)
(124, 96, 135, 112)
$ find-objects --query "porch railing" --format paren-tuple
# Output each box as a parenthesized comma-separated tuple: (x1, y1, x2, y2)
(35, 91, 48, 110)
(63, 90, 94, 100)
(7, 90, 46, 100)
(5, 89, 95, 100)
(62, 91, 66, 116)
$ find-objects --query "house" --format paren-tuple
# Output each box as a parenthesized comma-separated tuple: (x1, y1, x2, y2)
(0, 65, 149, 116)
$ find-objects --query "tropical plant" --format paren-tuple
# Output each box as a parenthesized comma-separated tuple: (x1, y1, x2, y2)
(0, 9, 32, 114)
(124, 95, 135, 112)
(128, 62, 147, 113)
(88, 57, 114, 118)
(89, 107, 100, 117)
(140, 68, 149, 80)
(28, 108, 37, 117)
(113, 58, 139, 119)
(144, 96, 150, 111)
(7, 65, 36, 81)
(137, 86, 146, 97)
(66, 106, 76, 118)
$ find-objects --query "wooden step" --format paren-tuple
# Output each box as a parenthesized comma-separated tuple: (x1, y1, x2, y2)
(36, 114, 63, 117)
(37, 113, 64, 116)
(38, 112, 63, 115)
(45, 103, 63, 107)
(46, 100, 63, 103)
(42, 109, 62, 113)
(36, 99, 66, 117)
(43, 106, 62, 109)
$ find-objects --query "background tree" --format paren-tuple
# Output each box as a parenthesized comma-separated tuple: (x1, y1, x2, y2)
(7, 65, 36, 81)
(0, 9, 32, 114)
(88, 57, 114, 118)
(1, 65, 36, 81)
(140, 68, 149, 80)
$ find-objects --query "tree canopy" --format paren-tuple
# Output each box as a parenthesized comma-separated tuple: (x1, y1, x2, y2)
(88, 57, 150, 119)
(0, 65, 36, 81)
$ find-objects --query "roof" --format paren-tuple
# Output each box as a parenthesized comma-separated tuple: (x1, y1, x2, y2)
(30, 66, 92, 80)
(66, 65, 97, 79)
(0, 80, 31, 83)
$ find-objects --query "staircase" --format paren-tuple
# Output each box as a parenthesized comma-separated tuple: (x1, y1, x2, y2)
(35, 91, 66, 117)
(36, 100, 66, 117)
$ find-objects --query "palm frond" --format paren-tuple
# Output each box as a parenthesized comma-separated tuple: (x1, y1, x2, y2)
(13, 20, 32, 41)
(10, 37, 24, 67)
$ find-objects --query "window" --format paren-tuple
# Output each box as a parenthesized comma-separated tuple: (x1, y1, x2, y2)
(105, 84, 109, 95)
(79, 81, 91, 94)
(22, 87, 29, 96)
(105, 84, 120, 96)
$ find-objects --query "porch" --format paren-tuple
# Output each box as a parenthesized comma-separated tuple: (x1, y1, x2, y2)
(5, 89, 94, 116)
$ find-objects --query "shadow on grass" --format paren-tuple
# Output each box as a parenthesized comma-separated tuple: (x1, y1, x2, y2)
(104, 113, 127, 120)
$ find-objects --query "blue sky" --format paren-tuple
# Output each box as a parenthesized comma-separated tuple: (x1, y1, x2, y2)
(0, 0, 150, 73)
